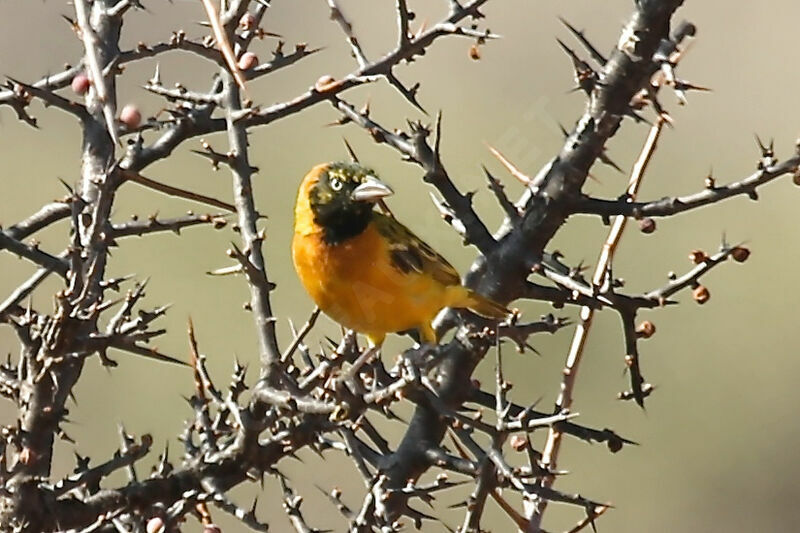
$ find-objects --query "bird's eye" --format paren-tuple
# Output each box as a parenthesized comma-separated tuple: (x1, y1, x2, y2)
(329, 177, 343, 191)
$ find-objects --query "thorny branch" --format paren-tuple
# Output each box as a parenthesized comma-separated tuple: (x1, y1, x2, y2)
(0, 1, 796, 532)
(532, 115, 666, 525)
(573, 152, 800, 219)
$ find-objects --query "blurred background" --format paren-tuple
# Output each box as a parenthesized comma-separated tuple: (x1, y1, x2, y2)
(1, 1, 800, 531)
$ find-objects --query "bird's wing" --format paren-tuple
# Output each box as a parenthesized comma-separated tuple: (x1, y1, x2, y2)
(372, 213, 461, 287)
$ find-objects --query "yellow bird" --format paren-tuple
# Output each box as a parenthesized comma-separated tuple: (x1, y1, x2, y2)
(292, 162, 508, 346)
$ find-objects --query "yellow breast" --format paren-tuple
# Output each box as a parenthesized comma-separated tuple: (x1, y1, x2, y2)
(292, 180, 449, 343)
(293, 225, 451, 343)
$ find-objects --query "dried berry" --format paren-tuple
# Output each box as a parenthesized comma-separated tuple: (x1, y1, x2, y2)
(693, 285, 710, 304)
(689, 249, 708, 264)
(731, 246, 750, 263)
(638, 217, 656, 234)
(636, 320, 656, 339)
(119, 104, 142, 129)
(469, 44, 481, 60)
(607, 436, 623, 453)
(71, 72, 90, 95)
(237, 51, 259, 71)
(314, 74, 337, 92)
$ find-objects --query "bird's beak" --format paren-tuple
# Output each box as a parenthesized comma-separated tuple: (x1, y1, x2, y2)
(351, 176, 394, 203)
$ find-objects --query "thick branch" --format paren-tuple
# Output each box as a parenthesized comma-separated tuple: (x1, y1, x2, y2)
(0, 233, 69, 277)
(2, 202, 71, 243)
(379, 1, 686, 526)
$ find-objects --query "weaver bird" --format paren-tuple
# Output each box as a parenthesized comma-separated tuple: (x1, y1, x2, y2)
(292, 161, 508, 346)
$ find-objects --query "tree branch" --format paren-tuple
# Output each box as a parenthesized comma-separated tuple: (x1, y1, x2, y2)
(219, 72, 281, 379)
(573, 153, 800, 218)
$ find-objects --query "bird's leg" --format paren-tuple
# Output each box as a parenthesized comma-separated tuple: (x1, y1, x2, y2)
(418, 323, 438, 345)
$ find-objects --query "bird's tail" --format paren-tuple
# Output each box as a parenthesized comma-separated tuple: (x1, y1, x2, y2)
(453, 288, 509, 319)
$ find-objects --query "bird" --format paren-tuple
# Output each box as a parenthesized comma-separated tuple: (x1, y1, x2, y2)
(292, 161, 508, 347)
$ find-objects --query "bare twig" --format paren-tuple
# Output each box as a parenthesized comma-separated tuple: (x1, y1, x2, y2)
(327, 0, 369, 69)
(5, 77, 89, 121)
(74, 0, 119, 145)
(529, 117, 665, 529)
(200, 0, 249, 96)
(281, 307, 321, 364)
(128, 0, 495, 172)
(218, 71, 281, 378)
(0, 232, 69, 276)
(120, 169, 237, 212)
(3, 202, 72, 242)
(110, 213, 228, 238)
(0, 252, 68, 318)
(574, 154, 800, 218)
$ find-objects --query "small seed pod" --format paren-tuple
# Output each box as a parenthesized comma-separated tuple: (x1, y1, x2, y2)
(638, 217, 656, 234)
(636, 320, 656, 339)
(237, 51, 259, 71)
(693, 285, 710, 304)
(731, 246, 750, 263)
(119, 104, 142, 130)
(203, 526, 222, 533)
(469, 43, 481, 60)
(71, 72, 90, 95)
(689, 249, 708, 264)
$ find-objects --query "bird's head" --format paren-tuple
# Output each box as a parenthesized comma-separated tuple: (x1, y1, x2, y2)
(302, 162, 394, 244)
